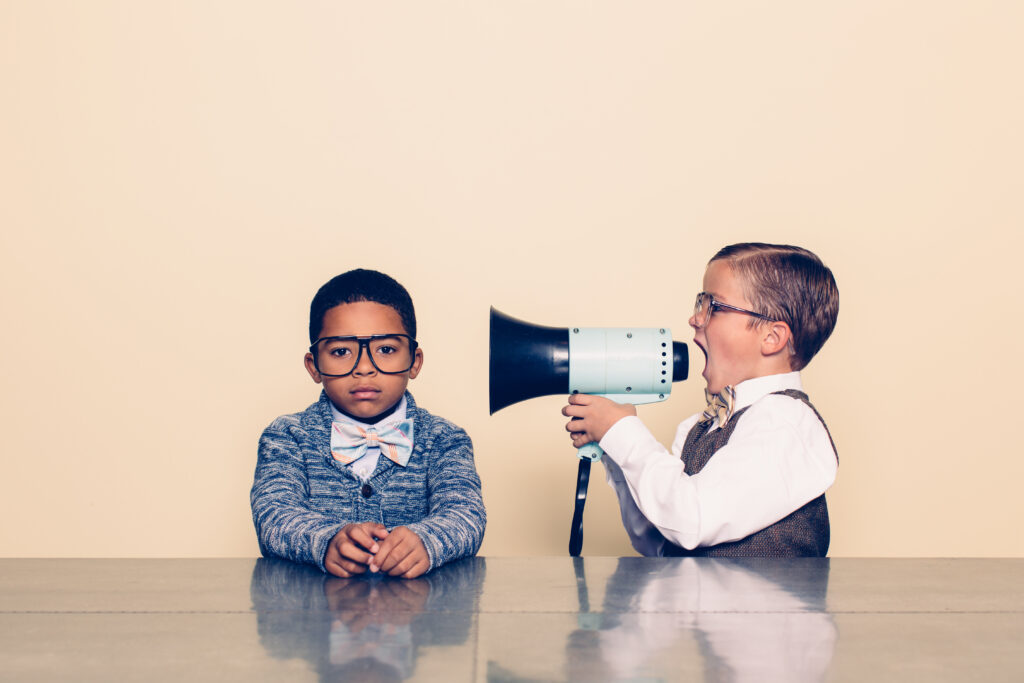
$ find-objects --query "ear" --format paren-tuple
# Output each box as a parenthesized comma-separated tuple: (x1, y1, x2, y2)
(408, 347, 424, 380)
(760, 321, 793, 358)
(304, 352, 323, 384)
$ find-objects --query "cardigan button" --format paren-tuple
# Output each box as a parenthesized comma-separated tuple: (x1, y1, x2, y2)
(361, 483, 373, 498)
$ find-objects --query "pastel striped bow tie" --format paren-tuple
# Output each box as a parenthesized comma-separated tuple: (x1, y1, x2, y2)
(330, 419, 415, 467)
(700, 386, 737, 427)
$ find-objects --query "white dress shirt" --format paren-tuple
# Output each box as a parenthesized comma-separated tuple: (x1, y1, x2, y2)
(329, 396, 408, 481)
(599, 372, 837, 555)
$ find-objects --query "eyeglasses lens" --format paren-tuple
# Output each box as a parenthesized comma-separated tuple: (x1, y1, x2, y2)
(316, 336, 414, 375)
(694, 293, 712, 328)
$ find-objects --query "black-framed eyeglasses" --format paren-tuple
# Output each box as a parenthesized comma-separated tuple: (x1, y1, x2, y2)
(692, 292, 774, 329)
(309, 334, 419, 377)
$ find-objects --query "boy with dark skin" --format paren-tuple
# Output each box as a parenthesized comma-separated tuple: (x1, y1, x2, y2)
(252, 270, 485, 578)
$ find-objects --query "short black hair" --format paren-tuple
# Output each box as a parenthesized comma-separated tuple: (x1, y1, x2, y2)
(308, 269, 417, 343)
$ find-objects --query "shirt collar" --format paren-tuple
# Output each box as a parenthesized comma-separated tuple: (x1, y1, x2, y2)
(731, 372, 802, 413)
(329, 395, 408, 429)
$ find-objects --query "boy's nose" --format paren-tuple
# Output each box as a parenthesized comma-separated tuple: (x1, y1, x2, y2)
(688, 313, 698, 329)
(353, 350, 378, 375)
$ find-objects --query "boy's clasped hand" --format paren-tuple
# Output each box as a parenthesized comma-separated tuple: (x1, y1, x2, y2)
(325, 522, 431, 579)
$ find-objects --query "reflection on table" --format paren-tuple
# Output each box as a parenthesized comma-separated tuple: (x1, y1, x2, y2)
(250, 556, 835, 682)
(564, 557, 835, 682)
(250, 557, 484, 682)
(2, 557, 1022, 681)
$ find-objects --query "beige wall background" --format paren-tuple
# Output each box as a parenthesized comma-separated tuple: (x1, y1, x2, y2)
(2, 2, 1021, 558)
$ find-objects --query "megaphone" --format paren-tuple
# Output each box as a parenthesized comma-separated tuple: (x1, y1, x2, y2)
(489, 307, 689, 555)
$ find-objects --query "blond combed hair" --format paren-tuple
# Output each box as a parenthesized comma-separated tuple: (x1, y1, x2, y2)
(710, 243, 839, 371)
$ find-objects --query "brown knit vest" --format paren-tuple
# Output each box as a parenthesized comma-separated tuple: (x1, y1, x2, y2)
(663, 389, 837, 558)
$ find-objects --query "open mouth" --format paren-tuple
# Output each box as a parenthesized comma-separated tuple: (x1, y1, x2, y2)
(694, 340, 709, 377)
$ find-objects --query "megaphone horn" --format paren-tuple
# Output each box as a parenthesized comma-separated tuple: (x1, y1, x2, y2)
(489, 308, 570, 414)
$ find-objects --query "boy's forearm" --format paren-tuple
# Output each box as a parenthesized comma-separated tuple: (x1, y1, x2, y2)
(250, 452, 345, 567)
(251, 495, 344, 570)
(405, 496, 486, 570)
(252, 428, 347, 570)
(405, 435, 486, 570)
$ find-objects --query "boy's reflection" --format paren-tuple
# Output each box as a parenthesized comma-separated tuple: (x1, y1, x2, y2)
(568, 558, 837, 682)
(250, 557, 484, 682)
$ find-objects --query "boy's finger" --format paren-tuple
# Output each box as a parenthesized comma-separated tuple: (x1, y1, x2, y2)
(325, 564, 350, 578)
(365, 522, 389, 541)
(368, 537, 399, 574)
(340, 558, 369, 576)
(339, 538, 375, 565)
(401, 558, 430, 579)
(326, 553, 365, 578)
(377, 532, 418, 574)
(383, 536, 422, 575)
(384, 549, 414, 577)
(562, 403, 589, 418)
(393, 553, 429, 579)
(349, 526, 381, 554)
(568, 393, 593, 405)
(566, 416, 591, 433)
(572, 433, 593, 447)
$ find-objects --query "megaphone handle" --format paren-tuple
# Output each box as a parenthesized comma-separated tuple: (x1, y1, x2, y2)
(569, 458, 590, 557)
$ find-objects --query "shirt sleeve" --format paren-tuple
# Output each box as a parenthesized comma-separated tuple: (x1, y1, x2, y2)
(599, 396, 837, 551)
(404, 424, 486, 571)
(250, 419, 348, 571)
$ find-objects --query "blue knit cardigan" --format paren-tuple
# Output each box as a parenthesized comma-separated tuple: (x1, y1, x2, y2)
(251, 391, 486, 572)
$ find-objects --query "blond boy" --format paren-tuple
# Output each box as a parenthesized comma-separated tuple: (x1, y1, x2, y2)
(563, 243, 839, 556)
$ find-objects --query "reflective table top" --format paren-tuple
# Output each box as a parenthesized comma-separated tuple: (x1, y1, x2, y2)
(2, 557, 1023, 681)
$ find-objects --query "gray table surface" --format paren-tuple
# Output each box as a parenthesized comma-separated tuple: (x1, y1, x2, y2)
(1, 557, 1022, 682)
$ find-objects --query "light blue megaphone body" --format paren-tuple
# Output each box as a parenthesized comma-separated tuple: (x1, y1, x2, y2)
(569, 325, 684, 461)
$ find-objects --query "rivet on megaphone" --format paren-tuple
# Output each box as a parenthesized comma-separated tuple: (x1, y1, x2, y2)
(626, 387, 632, 392)
(626, 332, 632, 338)
(573, 328, 579, 333)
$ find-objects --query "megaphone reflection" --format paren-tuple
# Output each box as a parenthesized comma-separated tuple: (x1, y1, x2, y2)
(488, 307, 689, 554)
